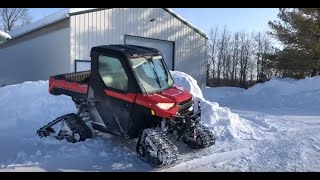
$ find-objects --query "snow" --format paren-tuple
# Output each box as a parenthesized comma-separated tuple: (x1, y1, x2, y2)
(69, 8, 97, 14)
(9, 8, 97, 38)
(171, 71, 258, 141)
(165, 8, 208, 38)
(171, 71, 204, 99)
(0, 31, 11, 40)
(203, 76, 320, 115)
(9, 9, 70, 38)
(0, 72, 319, 171)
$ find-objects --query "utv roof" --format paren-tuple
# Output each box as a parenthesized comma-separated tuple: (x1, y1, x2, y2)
(91, 44, 161, 58)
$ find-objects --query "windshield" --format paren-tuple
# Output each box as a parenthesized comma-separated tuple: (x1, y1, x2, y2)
(130, 55, 174, 93)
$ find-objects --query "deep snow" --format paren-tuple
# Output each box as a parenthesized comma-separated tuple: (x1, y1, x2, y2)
(203, 76, 320, 115)
(0, 72, 319, 172)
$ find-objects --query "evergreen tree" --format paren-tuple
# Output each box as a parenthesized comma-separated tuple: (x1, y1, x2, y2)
(269, 8, 320, 77)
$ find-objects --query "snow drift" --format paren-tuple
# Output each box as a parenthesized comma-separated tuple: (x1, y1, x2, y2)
(203, 76, 320, 115)
(170, 71, 204, 99)
(171, 71, 257, 140)
(0, 81, 149, 171)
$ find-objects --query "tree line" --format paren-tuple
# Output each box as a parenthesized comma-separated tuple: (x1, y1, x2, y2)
(206, 27, 275, 88)
(207, 8, 320, 88)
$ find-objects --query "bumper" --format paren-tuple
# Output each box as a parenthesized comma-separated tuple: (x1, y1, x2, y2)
(171, 110, 201, 141)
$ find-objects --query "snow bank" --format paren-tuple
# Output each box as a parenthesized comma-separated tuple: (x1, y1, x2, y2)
(0, 81, 75, 132)
(9, 8, 96, 38)
(0, 81, 148, 171)
(170, 71, 203, 99)
(171, 71, 258, 140)
(203, 76, 320, 115)
(0, 31, 11, 40)
(0, 81, 75, 168)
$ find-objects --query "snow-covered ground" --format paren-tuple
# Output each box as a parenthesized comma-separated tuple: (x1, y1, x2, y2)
(0, 72, 319, 172)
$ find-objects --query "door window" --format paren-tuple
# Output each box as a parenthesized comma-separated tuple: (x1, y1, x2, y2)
(99, 55, 128, 91)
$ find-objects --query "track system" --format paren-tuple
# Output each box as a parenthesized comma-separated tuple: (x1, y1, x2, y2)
(184, 122, 215, 149)
(136, 128, 179, 168)
(37, 97, 215, 168)
(37, 113, 92, 143)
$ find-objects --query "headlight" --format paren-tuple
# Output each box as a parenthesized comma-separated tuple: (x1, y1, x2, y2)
(156, 103, 175, 110)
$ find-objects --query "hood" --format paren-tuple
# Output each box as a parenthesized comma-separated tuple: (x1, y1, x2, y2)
(147, 86, 192, 104)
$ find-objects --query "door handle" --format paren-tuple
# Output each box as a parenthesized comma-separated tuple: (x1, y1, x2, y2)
(123, 103, 129, 107)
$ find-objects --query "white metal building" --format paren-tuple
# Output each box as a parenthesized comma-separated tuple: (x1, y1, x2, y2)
(0, 8, 208, 87)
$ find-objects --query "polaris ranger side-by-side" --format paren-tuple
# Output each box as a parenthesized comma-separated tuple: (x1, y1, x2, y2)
(37, 44, 215, 167)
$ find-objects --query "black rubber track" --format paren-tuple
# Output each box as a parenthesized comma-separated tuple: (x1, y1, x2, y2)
(188, 123, 215, 149)
(63, 113, 92, 143)
(137, 128, 179, 168)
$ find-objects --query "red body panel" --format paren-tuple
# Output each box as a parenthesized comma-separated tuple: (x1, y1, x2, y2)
(104, 89, 137, 103)
(49, 78, 192, 119)
(49, 78, 88, 94)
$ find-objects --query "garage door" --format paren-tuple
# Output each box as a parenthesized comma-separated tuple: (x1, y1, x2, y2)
(125, 35, 174, 70)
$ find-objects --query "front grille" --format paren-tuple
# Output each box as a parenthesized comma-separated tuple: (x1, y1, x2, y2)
(178, 98, 193, 116)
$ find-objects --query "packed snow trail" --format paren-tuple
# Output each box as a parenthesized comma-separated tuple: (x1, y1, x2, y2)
(0, 72, 320, 171)
(211, 111, 320, 172)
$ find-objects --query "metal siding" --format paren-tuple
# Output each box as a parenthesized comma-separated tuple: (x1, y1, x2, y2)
(76, 15, 80, 60)
(70, 14, 76, 71)
(0, 28, 70, 86)
(70, 8, 207, 88)
(80, 14, 85, 60)
(115, 8, 120, 43)
(88, 12, 93, 59)
(106, 9, 110, 44)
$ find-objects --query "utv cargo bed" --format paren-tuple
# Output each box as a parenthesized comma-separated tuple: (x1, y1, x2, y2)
(49, 71, 90, 99)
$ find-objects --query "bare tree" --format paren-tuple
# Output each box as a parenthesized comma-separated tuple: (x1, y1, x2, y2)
(255, 32, 263, 82)
(216, 27, 229, 86)
(239, 32, 254, 88)
(254, 31, 273, 82)
(231, 32, 240, 84)
(0, 8, 31, 32)
(261, 34, 272, 80)
(206, 26, 275, 88)
(208, 26, 219, 81)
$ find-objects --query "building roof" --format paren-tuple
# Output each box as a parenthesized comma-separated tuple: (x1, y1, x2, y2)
(9, 8, 208, 40)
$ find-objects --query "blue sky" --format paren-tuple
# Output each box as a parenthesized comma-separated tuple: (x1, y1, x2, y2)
(29, 8, 279, 34)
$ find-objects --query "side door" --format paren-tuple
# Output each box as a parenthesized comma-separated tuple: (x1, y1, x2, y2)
(88, 53, 136, 137)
